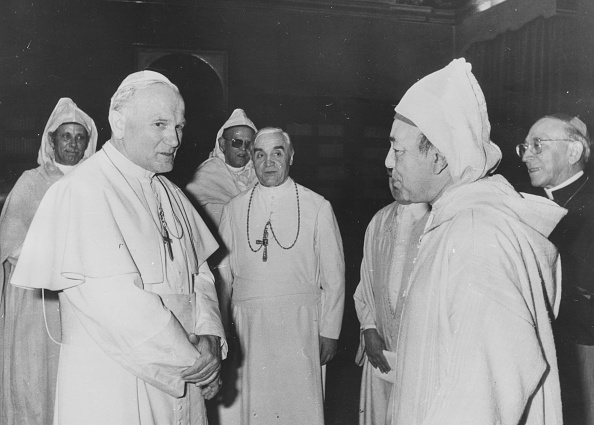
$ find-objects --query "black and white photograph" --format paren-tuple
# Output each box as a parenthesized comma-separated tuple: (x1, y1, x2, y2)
(1, 1, 593, 424)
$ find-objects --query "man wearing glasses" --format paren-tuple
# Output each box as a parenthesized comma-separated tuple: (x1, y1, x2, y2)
(519, 114, 594, 425)
(186, 108, 258, 229)
(185, 108, 258, 423)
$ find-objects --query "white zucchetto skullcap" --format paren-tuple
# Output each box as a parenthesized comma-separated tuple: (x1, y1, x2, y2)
(109, 70, 179, 111)
(569, 116, 588, 138)
(395, 58, 501, 184)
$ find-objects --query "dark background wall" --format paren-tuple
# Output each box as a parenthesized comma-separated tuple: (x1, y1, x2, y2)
(0, 0, 452, 191)
(0, 0, 452, 361)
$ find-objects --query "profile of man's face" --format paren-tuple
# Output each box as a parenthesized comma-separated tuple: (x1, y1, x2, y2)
(522, 117, 575, 189)
(219, 126, 255, 168)
(385, 119, 435, 204)
(50, 123, 90, 166)
(116, 84, 185, 174)
(252, 132, 293, 187)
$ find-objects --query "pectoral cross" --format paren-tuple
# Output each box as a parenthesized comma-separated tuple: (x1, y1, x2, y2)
(158, 204, 174, 261)
(162, 226, 174, 261)
(256, 223, 269, 262)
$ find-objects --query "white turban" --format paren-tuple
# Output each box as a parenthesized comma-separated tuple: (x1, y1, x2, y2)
(210, 108, 257, 160)
(38, 98, 98, 166)
(395, 58, 501, 184)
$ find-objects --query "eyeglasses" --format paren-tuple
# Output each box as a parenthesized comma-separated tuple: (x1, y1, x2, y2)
(515, 138, 574, 157)
(229, 138, 252, 149)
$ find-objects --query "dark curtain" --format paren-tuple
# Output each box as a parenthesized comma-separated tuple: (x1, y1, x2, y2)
(463, 15, 578, 190)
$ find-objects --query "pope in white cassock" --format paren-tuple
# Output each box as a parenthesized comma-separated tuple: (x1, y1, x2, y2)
(218, 127, 345, 425)
(10, 71, 227, 425)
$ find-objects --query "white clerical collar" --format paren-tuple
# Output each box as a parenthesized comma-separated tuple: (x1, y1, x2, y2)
(54, 162, 75, 175)
(544, 170, 584, 200)
(258, 177, 294, 195)
(104, 141, 154, 181)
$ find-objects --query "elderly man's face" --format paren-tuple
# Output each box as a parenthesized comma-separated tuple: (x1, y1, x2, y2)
(522, 117, 575, 188)
(385, 119, 435, 203)
(120, 84, 185, 173)
(252, 133, 293, 187)
(50, 123, 90, 166)
(220, 125, 255, 168)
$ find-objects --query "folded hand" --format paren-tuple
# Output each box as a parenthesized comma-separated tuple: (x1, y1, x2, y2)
(181, 334, 221, 390)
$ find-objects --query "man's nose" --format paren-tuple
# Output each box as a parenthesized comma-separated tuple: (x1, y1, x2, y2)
(385, 149, 395, 169)
(165, 129, 181, 148)
(521, 147, 533, 163)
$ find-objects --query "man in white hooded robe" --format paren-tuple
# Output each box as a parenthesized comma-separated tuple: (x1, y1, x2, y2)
(185, 108, 257, 229)
(185, 110, 258, 424)
(384, 58, 566, 425)
(0, 98, 97, 425)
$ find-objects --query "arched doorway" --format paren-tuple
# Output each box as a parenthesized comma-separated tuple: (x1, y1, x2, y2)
(136, 48, 227, 187)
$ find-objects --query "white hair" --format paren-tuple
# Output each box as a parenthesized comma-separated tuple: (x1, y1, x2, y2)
(109, 70, 180, 115)
(110, 80, 179, 115)
(252, 127, 293, 152)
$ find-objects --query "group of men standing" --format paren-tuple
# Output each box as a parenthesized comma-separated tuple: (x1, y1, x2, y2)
(0, 57, 592, 425)
(185, 108, 345, 425)
(354, 58, 594, 425)
(0, 70, 345, 425)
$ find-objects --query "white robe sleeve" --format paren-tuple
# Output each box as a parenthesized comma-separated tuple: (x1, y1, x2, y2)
(354, 220, 378, 332)
(315, 201, 345, 340)
(193, 260, 228, 359)
(215, 205, 234, 333)
(353, 221, 378, 366)
(63, 274, 202, 398)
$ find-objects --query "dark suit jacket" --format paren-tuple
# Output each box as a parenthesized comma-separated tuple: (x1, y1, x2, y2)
(548, 172, 594, 345)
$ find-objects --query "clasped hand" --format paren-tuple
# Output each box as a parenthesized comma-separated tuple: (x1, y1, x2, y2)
(182, 334, 222, 400)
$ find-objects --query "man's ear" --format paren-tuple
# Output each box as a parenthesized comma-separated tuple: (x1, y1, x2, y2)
(568, 141, 584, 165)
(47, 131, 55, 149)
(290, 151, 294, 166)
(432, 151, 448, 175)
(218, 137, 226, 152)
(109, 109, 126, 140)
